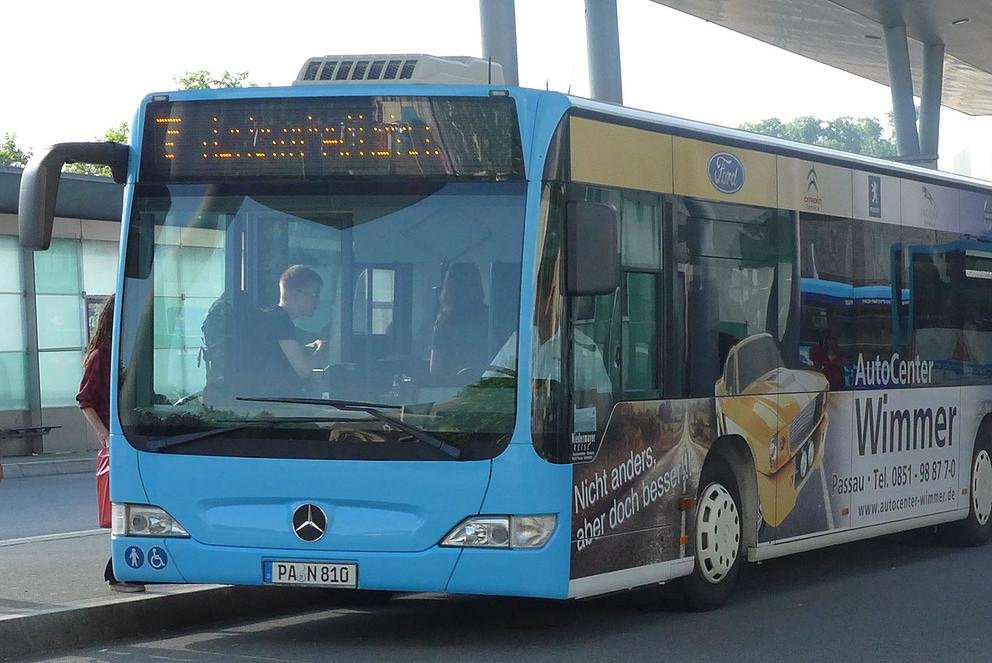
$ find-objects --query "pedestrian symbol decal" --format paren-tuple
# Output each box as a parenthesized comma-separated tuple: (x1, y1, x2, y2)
(148, 546, 169, 570)
(125, 546, 145, 569)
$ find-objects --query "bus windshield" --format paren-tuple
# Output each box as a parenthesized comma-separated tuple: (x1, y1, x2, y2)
(118, 180, 525, 461)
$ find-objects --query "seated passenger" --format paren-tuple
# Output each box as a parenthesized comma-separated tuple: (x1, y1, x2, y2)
(251, 265, 327, 397)
(430, 263, 489, 381)
(486, 256, 612, 395)
(487, 327, 612, 395)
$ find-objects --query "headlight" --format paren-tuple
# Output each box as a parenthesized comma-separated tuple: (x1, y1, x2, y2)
(441, 515, 556, 549)
(511, 515, 557, 548)
(769, 436, 779, 465)
(112, 504, 190, 538)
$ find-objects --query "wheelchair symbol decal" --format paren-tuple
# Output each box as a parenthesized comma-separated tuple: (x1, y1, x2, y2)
(147, 546, 169, 570)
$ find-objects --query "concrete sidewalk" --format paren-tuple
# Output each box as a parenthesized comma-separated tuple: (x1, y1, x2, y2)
(0, 531, 350, 660)
(0, 450, 96, 480)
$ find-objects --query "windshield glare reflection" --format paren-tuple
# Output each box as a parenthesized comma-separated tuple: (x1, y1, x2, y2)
(119, 182, 525, 460)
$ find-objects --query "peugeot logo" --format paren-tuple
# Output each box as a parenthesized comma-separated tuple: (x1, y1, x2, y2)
(292, 504, 327, 542)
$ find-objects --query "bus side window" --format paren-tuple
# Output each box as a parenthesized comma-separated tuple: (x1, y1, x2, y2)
(567, 187, 666, 435)
(620, 193, 662, 396)
(676, 199, 789, 398)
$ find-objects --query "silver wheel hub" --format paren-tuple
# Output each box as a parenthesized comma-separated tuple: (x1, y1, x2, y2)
(695, 482, 741, 584)
(973, 449, 992, 526)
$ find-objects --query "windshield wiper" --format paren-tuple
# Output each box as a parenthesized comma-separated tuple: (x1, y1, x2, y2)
(238, 396, 402, 410)
(145, 416, 354, 452)
(146, 425, 260, 452)
(237, 396, 462, 459)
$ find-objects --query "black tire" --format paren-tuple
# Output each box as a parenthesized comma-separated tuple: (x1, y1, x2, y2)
(675, 456, 744, 611)
(946, 436, 992, 547)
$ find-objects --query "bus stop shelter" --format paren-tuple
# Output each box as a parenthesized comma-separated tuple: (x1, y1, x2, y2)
(481, 0, 992, 169)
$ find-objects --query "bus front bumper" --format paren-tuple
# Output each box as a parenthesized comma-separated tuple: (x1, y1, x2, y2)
(110, 535, 569, 599)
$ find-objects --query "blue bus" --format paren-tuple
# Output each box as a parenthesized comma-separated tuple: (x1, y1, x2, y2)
(19, 55, 992, 610)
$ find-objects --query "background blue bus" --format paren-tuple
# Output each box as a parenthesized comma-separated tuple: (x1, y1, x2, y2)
(799, 277, 909, 383)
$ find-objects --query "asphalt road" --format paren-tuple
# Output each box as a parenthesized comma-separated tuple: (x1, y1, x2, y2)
(0, 474, 96, 540)
(32, 531, 992, 663)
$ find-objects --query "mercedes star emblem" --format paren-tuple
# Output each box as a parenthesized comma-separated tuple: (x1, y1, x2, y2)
(292, 504, 327, 542)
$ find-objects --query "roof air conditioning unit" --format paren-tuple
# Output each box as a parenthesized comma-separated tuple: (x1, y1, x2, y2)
(294, 54, 504, 86)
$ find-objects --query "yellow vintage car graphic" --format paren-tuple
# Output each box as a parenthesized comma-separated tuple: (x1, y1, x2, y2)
(715, 333, 829, 527)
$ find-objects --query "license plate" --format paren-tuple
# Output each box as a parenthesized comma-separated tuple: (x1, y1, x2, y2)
(263, 561, 357, 588)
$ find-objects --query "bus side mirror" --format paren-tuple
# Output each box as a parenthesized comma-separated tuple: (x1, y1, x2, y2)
(18, 142, 129, 250)
(565, 201, 619, 296)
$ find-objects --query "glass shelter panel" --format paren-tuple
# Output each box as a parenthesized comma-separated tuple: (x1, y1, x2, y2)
(0, 352, 27, 410)
(81, 241, 119, 295)
(0, 237, 22, 292)
(0, 238, 27, 410)
(34, 239, 81, 295)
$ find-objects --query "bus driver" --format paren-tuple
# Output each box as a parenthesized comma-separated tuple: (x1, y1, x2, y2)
(254, 265, 328, 397)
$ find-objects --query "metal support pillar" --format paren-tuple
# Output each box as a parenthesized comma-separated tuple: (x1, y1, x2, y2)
(584, 0, 623, 104)
(918, 43, 945, 168)
(883, 24, 921, 159)
(479, 0, 519, 86)
(20, 247, 43, 454)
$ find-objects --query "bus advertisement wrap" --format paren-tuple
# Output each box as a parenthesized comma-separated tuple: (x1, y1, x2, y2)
(571, 358, 983, 579)
(764, 386, 964, 541)
(571, 387, 980, 578)
(571, 399, 712, 579)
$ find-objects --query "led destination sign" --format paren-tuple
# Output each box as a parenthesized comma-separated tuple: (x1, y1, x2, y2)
(140, 96, 524, 182)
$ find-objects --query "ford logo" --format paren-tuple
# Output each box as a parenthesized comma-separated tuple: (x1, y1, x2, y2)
(708, 152, 745, 194)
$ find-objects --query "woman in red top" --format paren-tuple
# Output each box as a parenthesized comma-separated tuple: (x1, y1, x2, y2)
(76, 295, 144, 593)
(810, 329, 845, 391)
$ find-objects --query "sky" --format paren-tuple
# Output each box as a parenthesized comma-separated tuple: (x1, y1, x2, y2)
(3, 0, 992, 177)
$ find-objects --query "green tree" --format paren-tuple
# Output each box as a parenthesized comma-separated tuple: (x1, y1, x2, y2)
(62, 122, 131, 177)
(739, 115, 898, 158)
(102, 122, 129, 144)
(0, 133, 32, 168)
(176, 70, 253, 90)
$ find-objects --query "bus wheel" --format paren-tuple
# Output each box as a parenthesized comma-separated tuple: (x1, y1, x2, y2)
(948, 438, 992, 547)
(678, 458, 743, 611)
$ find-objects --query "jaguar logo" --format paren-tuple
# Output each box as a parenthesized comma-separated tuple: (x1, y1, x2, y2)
(292, 503, 327, 542)
(708, 152, 745, 194)
(921, 185, 937, 228)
